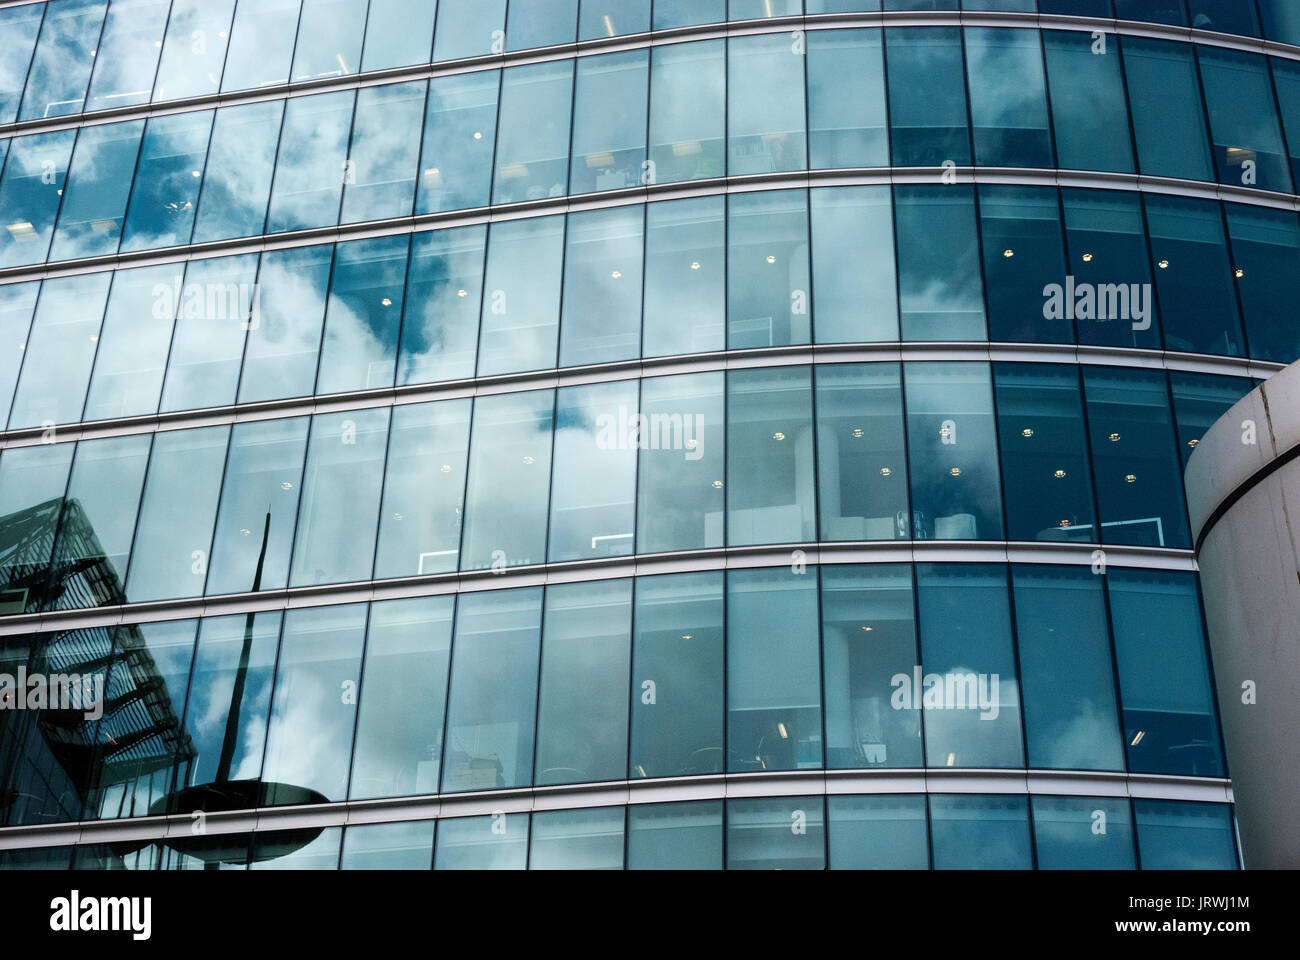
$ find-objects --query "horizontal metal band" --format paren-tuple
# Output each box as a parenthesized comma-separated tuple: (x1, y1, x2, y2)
(0, 540, 1196, 637)
(0, 340, 1278, 452)
(1194, 437, 1300, 554)
(1, 7, 1298, 143)
(0, 767, 1233, 852)
(0, 166, 1295, 290)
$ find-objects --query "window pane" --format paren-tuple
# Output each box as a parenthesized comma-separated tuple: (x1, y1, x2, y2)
(291, 0, 366, 82)
(125, 427, 227, 602)
(1082, 366, 1190, 548)
(289, 408, 389, 587)
(432, 0, 507, 62)
(529, 807, 624, 869)
(630, 572, 724, 779)
(84, 0, 168, 112)
(887, 28, 971, 166)
(0, 4, 44, 125)
(262, 604, 365, 804)
(965, 28, 1052, 168)
(341, 81, 425, 224)
(636, 372, 724, 553)
(727, 568, 822, 772)
(153, 0, 235, 102)
(815, 364, 908, 541)
(192, 102, 284, 243)
(904, 362, 1004, 541)
(916, 564, 1023, 768)
(350, 596, 454, 800)
(0, 282, 38, 426)
(548, 381, 638, 562)
(120, 111, 213, 252)
(19, 0, 105, 122)
(83, 266, 181, 423)
(374, 399, 471, 580)
(205, 417, 309, 596)
(627, 801, 722, 869)
(178, 611, 283, 792)
(726, 797, 826, 870)
(1226, 203, 1300, 364)
(221, 0, 301, 92)
(580, 1, 650, 39)
(1044, 30, 1135, 174)
(810, 186, 898, 343)
(558, 206, 644, 366)
(492, 61, 573, 204)
(0, 130, 75, 268)
(1134, 800, 1238, 869)
(267, 91, 356, 234)
(1273, 59, 1300, 188)
(728, 33, 806, 174)
(1032, 796, 1135, 869)
(316, 235, 409, 395)
(341, 821, 434, 869)
(238, 244, 332, 404)
(1108, 569, 1224, 777)
(476, 216, 564, 376)
(727, 366, 815, 545)
(441, 588, 543, 792)
(434, 814, 529, 869)
(643, 196, 725, 356)
(1123, 37, 1214, 181)
(828, 795, 929, 869)
(82, 620, 198, 820)
(460, 390, 554, 570)
(158, 254, 257, 412)
(981, 185, 1069, 344)
(362, 0, 436, 71)
(929, 795, 1032, 869)
(895, 186, 986, 341)
(398, 226, 485, 384)
(1115, 0, 1186, 24)
(1013, 565, 1124, 770)
(1199, 47, 1292, 193)
(417, 71, 499, 215)
(821, 565, 922, 768)
(506, 0, 578, 50)
(47, 435, 150, 611)
(655, 1, 725, 28)
(50, 120, 145, 262)
(0, 444, 73, 605)
(1261, 0, 1300, 44)
(535, 580, 632, 785)
(993, 363, 1096, 542)
(250, 828, 342, 870)
(1169, 371, 1253, 470)
(569, 50, 648, 195)
(727, 190, 811, 348)
(649, 40, 725, 184)
(1061, 188, 1161, 350)
(8, 272, 111, 430)
(807, 29, 887, 169)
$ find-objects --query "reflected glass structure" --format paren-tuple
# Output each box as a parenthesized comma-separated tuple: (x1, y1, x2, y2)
(1, 0, 1276, 870)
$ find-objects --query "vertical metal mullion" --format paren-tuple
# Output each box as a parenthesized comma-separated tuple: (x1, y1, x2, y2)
(338, 599, 375, 823)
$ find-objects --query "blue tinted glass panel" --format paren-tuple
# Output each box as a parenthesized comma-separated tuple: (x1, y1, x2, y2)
(84, 0, 168, 112)
(627, 802, 722, 869)
(570, 50, 648, 195)
(1123, 37, 1214, 181)
(50, 120, 144, 262)
(266, 91, 356, 234)
(1116, 0, 1187, 24)
(316, 235, 409, 395)
(476, 216, 564, 376)
(643, 195, 725, 356)
(19, 0, 105, 122)
(828, 795, 929, 869)
(728, 33, 806, 174)
(630, 572, 725, 779)
(981, 185, 1069, 344)
(1044, 30, 1135, 174)
(727, 190, 811, 348)
(350, 597, 454, 800)
(965, 28, 1052, 168)
(648, 41, 725, 184)
(432, 0, 507, 61)
(821, 565, 922, 768)
(221, 0, 301, 92)
(887, 27, 970, 166)
(341, 821, 434, 869)
(1188, 0, 1259, 36)
(1169, 371, 1253, 470)
(1200, 47, 1293, 193)
(0, 282, 38, 426)
(1260, 0, 1300, 44)
(808, 29, 888, 169)
(726, 797, 826, 870)
(1226, 203, 1300, 364)
(192, 101, 284, 243)
(0, 5, 44, 125)
(894, 186, 986, 341)
(1134, 800, 1238, 868)
(153, 0, 235, 102)
(654, 0, 725, 28)
(398, 226, 485, 384)
(0, 444, 72, 603)
(811, 186, 898, 343)
(361, 0, 436, 72)
(492, 61, 573, 204)
(580, 1, 651, 38)
(558, 206, 644, 366)
(238, 244, 332, 404)
(916, 564, 1024, 768)
(1108, 569, 1224, 777)
(434, 814, 528, 869)
(0, 130, 74, 268)
(1033, 796, 1136, 869)
(417, 71, 499, 215)
(930, 795, 1032, 869)
(506, 0, 578, 50)
(288, 408, 389, 587)
(1012, 564, 1124, 770)
(727, 568, 822, 772)
(291, 0, 366, 82)
(528, 808, 624, 869)
(441, 588, 543, 792)
(341, 81, 425, 224)
(120, 110, 213, 252)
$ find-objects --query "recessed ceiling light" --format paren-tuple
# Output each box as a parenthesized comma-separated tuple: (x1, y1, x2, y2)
(1021, 428, 1034, 438)
(1235, 268, 1244, 278)
(949, 467, 961, 477)
(1124, 474, 1137, 483)
(381, 298, 392, 306)
(440, 464, 452, 473)
(1054, 469, 1066, 478)
(765, 255, 776, 264)
(1081, 253, 1093, 263)
(1158, 259, 1169, 269)
(1188, 438, 1199, 448)
(879, 467, 892, 477)
(772, 432, 785, 441)
(852, 428, 864, 438)
(1109, 433, 1121, 442)
(522, 456, 535, 465)
(281, 481, 294, 490)
(610, 270, 621, 279)
(712, 480, 723, 488)
(1003, 249, 1014, 258)
(457, 289, 468, 298)
(690, 261, 701, 270)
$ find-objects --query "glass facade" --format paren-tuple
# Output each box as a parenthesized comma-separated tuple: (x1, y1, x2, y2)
(1, 0, 1274, 870)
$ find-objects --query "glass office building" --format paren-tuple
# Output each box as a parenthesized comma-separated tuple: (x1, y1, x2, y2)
(2, 0, 1294, 869)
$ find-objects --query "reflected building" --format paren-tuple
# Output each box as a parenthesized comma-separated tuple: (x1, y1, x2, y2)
(7, 0, 1300, 869)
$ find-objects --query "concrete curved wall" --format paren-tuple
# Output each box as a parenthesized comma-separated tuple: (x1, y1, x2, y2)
(1185, 361, 1300, 868)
